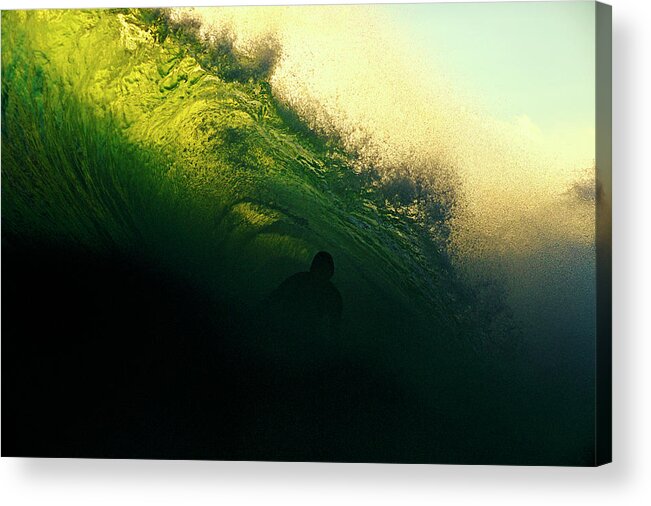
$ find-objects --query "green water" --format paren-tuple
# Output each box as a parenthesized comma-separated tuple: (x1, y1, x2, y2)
(1, 9, 484, 345)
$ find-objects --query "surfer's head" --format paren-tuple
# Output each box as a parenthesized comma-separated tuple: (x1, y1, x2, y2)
(310, 251, 335, 280)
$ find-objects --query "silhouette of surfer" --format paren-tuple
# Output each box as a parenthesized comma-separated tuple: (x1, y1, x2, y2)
(267, 251, 343, 340)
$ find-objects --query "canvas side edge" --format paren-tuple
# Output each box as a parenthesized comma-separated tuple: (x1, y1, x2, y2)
(595, 0, 612, 467)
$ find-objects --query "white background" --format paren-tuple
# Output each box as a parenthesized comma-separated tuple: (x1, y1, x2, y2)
(0, 0, 649, 504)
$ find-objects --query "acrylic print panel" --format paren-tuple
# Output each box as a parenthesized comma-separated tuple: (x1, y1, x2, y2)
(1, 2, 612, 465)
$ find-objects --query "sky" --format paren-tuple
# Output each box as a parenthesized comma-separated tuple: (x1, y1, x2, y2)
(387, 2, 595, 128)
(386, 1, 596, 163)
